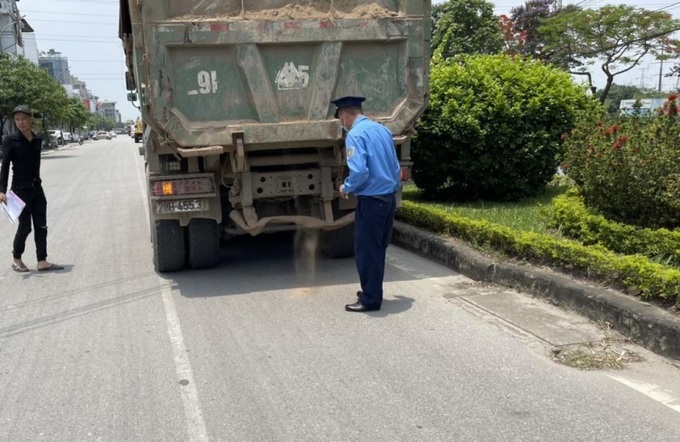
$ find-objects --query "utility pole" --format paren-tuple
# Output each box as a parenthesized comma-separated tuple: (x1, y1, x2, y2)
(638, 66, 648, 89)
(648, 61, 666, 92)
(658, 45, 665, 92)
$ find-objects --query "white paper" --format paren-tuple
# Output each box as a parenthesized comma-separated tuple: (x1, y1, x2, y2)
(1, 190, 26, 224)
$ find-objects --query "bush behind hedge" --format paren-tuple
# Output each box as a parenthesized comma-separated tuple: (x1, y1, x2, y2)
(412, 53, 599, 202)
(562, 96, 680, 229)
(546, 190, 680, 267)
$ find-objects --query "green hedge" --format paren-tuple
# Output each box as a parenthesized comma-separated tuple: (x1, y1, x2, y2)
(396, 201, 680, 307)
(547, 190, 680, 267)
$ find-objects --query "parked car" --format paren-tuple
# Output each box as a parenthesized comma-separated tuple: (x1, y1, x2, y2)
(48, 130, 64, 145)
(43, 134, 59, 149)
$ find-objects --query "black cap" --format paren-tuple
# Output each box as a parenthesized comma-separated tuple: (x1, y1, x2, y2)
(12, 105, 32, 117)
(331, 96, 366, 118)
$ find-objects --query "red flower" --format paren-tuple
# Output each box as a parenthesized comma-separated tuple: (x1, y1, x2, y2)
(604, 125, 620, 136)
(612, 135, 629, 151)
(668, 93, 678, 101)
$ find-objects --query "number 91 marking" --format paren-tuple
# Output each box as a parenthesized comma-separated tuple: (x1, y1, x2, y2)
(188, 70, 218, 96)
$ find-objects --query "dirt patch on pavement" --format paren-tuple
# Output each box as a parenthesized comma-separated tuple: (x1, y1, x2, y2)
(550, 322, 644, 370)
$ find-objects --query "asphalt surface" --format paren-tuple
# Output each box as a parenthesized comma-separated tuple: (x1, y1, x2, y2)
(0, 137, 679, 441)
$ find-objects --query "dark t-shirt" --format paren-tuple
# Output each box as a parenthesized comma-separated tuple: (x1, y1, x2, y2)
(0, 131, 43, 194)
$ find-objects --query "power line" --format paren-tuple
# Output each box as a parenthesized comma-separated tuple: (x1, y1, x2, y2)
(38, 38, 121, 44)
(40, 0, 117, 3)
(39, 33, 117, 40)
(658, 2, 680, 11)
(20, 9, 115, 18)
(28, 18, 116, 26)
(67, 59, 123, 63)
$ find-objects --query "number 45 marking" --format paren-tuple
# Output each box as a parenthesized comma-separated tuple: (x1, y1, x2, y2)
(187, 70, 218, 96)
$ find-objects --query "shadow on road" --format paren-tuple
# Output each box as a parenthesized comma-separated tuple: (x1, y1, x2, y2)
(365, 295, 415, 317)
(40, 155, 76, 160)
(160, 232, 453, 299)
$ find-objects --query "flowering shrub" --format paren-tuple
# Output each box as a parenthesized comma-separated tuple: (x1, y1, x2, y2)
(563, 94, 680, 229)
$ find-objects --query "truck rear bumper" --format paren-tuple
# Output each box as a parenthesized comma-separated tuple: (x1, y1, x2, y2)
(228, 210, 355, 236)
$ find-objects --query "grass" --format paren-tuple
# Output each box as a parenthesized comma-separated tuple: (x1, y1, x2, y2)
(402, 184, 568, 234)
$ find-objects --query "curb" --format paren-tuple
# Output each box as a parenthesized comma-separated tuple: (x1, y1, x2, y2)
(391, 221, 680, 360)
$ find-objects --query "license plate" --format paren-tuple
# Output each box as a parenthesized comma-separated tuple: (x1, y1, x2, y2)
(157, 199, 207, 213)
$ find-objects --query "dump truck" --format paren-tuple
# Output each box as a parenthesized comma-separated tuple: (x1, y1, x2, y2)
(119, 1, 431, 272)
(132, 119, 144, 143)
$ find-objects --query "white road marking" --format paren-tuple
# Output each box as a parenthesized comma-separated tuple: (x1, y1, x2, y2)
(608, 375, 680, 414)
(160, 281, 209, 442)
(132, 148, 209, 441)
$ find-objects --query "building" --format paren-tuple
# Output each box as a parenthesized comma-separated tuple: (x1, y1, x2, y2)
(619, 98, 668, 116)
(39, 49, 72, 85)
(98, 101, 119, 121)
(0, 0, 36, 59)
(21, 31, 38, 62)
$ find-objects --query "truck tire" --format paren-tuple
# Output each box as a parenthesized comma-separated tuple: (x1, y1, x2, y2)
(153, 220, 185, 272)
(321, 223, 355, 258)
(187, 218, 220, 269)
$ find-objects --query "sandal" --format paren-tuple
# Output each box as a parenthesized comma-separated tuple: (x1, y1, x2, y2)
(12, 262, 29, 273)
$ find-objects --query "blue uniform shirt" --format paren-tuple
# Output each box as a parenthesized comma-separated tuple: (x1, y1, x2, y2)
(343, 116, 400, 196)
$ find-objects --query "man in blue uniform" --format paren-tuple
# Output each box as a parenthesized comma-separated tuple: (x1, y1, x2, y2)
(331, 96, 401, 312)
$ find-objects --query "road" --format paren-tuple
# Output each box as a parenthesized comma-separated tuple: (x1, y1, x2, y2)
(1, 136, 679, 441)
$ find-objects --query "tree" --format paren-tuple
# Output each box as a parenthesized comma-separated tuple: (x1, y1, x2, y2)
(501, 0, 581, 60)
(63, 97, 90, 133)
(431, 0, 504, 57)
(539, 5, 680, 103)
(501, 0, 554, 57)
(88, 113, 116, 131)
(0, 55, 69, 136)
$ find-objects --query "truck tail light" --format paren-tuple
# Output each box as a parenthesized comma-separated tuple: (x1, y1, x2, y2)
(151, 177, 215, 196)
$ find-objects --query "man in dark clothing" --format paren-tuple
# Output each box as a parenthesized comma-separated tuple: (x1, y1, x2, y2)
(0, 105, 63, 273)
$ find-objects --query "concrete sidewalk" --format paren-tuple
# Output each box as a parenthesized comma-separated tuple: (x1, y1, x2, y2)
(391, 221, 680, 360)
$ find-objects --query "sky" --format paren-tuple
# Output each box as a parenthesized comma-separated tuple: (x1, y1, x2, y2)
(434, 0, 680, 92)
(16, 0, 680, 123)
(17, 0, 136, 121)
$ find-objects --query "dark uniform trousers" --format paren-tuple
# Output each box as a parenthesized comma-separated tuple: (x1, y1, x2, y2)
(12, 184, 48, 262)
(355, 193, 397, 308)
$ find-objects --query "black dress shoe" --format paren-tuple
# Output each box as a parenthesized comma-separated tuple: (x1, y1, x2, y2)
(356, 290, 363, 298)
(345, 301, 380, 312)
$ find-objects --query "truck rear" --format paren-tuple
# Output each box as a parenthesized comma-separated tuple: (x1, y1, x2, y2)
(119, 0, 431, 272)
(133, 119, 143, 143)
